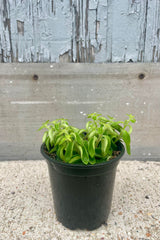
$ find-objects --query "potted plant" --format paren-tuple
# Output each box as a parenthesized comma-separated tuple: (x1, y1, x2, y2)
(39, 113, 135, 230)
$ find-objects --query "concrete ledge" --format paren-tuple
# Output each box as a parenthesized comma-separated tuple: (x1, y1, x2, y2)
(0, 160, 160, 239)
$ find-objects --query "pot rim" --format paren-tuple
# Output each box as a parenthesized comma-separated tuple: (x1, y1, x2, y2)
(40, 141, 125, 169)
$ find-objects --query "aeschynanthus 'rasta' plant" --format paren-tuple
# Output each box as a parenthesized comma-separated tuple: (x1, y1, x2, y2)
(39, 113, 136, 165)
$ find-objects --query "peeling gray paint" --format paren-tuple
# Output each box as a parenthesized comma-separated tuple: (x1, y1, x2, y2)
(144, 0, 160, 62)
(17, 20, 24, 36)
(0, 0, 160, 62)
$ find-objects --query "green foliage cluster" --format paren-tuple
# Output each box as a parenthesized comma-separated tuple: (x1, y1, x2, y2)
(39, 113, 136, 165)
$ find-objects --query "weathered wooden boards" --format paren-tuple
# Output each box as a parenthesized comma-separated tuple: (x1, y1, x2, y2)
(0, 0, 160, 63)
(0, 63, 160, 160)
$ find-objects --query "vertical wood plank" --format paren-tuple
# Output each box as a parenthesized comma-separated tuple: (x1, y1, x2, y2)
(109, 0, 148, 62)
(144, 0, 160, 62)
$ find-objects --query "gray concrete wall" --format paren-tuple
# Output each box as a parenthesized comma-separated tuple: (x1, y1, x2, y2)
(0, 0, 160, 63)
(0, 63, 160, 161)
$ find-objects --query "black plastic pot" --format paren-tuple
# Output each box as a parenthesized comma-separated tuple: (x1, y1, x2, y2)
(41, 142, 125, 230)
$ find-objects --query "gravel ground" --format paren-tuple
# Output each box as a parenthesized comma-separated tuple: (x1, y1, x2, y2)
(0, 160, 160, 240)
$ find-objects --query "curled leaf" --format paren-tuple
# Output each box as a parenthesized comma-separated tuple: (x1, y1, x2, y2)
(127, 125, 132, 134)
(78, 129, 86, 135)
(121, 129, 131, 155)
(98, 116, 109, 123)
(88, 136, 97, 158)
(70, 132, 76, 140)
(69, 155, 81, 164)
(75, 132, 84, 145)
(38, 120, 50, 131)
(77, 145, 89, 165)
(89, 157, 96, 165)
(103, 124, 117, 136)
(59, 137, 67, 145)
(48, 128, 54, 143)
(65, 141, 74, 162)
(55, 136, 64, 146)
(111, 122, 123, 132)
(86, 121, 93, 130)
(42, 131, 48, 143)
(101, 135, 111, 157)
(45, 137, 50, 151)
(59, 145, 66, 161)
(88, 130, 97, 140)
(49, 146, 56, 154)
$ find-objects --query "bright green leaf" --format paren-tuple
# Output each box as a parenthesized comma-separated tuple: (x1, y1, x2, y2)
(101, 135, 111, 157)
(107, 115, 115, 120)
(55, 136, 65, 146)
(111, 122, 123, 132)
(46, 137, 50, 151)
(38, 125, 46, 131)
(89, 157, 96, 165)
(38, 120, 50, 131)
(77, 145, 83, 157)
(95, 148, 102, 158)
(77, 145, 89, 165)
(59, 145, 66, 161)
(88, 136, 97, 158)
(56, 129, 67, 138)
(98, 116, 109, 123)
(88, 130, 97, 140)
(69, 155, 81, 164)
(59, 137, 67, 145)
(86, 121, 92, 130)
(103, 124, 117, 137)
(70, 126, 79, 132)
(42, 131, 48, 143)
(97, 127, 103, 135)
(127, 125, 132, 134)
(49, 147, 56, 154)
(75, 132, 84, 145)
(55, 123, 60, 131)
(121, 129, 131, 155)
(87, 112, 101, 120)
(127, 114, 136, 123)
(48, 128, 54, 142)
(65, 141, 74, 162)
(81, 146, 89, 165)
(78, 129, 86, 135)
(70, 132, 77, 140)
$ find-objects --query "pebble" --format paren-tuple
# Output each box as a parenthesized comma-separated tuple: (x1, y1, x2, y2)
(145, 195, 149, 199)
